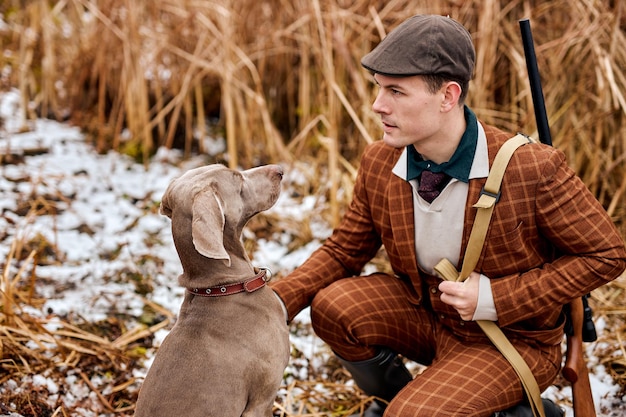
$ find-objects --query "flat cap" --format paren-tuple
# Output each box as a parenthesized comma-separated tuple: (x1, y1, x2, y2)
(361, 14, 475, 81)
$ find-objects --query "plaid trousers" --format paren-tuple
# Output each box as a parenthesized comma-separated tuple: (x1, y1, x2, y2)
(310, 273, 562, 417)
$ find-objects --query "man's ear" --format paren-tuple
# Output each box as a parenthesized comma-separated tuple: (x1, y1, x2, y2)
(441, 81, 462, 112)
(190, 191, 231, 266)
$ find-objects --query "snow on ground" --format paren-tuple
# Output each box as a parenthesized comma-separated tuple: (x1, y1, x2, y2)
(0, 89, 624, 416)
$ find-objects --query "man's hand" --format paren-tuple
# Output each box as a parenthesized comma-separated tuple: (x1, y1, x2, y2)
(438, 272, 481, 321)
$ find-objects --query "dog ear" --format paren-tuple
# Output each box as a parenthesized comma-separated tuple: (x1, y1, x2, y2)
(191, 191, 231, 266)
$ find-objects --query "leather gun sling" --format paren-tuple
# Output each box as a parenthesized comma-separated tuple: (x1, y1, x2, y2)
(434, 134, 546, 417)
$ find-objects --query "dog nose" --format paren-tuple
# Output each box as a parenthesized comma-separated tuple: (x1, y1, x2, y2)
(272, 165, 284, 180)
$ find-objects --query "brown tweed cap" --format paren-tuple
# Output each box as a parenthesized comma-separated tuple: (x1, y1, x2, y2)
(361, 14, 475, 81)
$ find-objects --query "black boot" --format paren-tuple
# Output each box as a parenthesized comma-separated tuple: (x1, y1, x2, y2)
(337, 348, 413, 417)
(494, 398, 565, 417)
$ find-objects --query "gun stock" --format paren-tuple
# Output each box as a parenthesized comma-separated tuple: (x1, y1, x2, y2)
(563, 298, 597, 417)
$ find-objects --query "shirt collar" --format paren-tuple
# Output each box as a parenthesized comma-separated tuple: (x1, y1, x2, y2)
(406, 106, 478, 183)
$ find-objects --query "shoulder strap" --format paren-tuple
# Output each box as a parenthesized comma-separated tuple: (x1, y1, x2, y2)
(434, 134, 546, 417)
(459, 133, 536, 280)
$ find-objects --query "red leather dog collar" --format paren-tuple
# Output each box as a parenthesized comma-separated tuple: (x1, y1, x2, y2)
(188, 268, 270, 297)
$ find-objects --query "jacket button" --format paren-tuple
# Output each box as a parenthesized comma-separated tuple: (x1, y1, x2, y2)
(430, 287, 437, 294)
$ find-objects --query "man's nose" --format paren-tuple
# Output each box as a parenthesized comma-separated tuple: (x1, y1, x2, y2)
(372, 91, 387, 114)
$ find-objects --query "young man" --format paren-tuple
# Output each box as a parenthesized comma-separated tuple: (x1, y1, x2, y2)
(270, 14, 626, 416)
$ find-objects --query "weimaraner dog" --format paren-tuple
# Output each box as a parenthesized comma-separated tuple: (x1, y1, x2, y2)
(134, 164, 290, 417)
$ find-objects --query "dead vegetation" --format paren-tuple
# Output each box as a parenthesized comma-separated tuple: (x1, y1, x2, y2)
(1, 0, 625, 415)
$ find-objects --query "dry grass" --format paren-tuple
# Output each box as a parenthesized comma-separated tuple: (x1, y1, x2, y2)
(591, 273, 626, 390)
(1, 230, 174, 416)
(1, 0, 625, 230)
(1, 0, 626, 415)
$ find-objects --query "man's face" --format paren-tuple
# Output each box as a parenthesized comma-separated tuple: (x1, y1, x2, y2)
(372, 73, 445, 149)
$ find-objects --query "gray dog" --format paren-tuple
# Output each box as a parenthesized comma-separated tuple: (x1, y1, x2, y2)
(134, 164, 290, 417)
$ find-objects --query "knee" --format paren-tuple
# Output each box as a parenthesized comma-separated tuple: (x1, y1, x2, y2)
(309, 275, 396, 361)
(310, 283, 348, 336)
(310, 280, 371, 358)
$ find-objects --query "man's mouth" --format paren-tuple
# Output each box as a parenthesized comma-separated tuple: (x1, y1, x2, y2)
(382, 120, 396, 131)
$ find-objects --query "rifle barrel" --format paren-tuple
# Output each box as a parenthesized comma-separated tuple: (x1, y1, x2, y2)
(519, 18, 552, 146)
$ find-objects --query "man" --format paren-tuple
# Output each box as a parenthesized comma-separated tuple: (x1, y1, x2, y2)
(270, 14, 626, 417)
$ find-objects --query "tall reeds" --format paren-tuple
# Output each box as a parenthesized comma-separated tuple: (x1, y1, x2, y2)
(1, 0, 625, 231)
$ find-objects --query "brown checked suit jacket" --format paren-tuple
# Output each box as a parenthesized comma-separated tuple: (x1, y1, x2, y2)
(272, 123, 626, 346)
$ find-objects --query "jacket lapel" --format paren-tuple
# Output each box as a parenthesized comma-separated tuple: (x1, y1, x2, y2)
(460, 131, 504, 271)
(389, 175, 420, 277)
